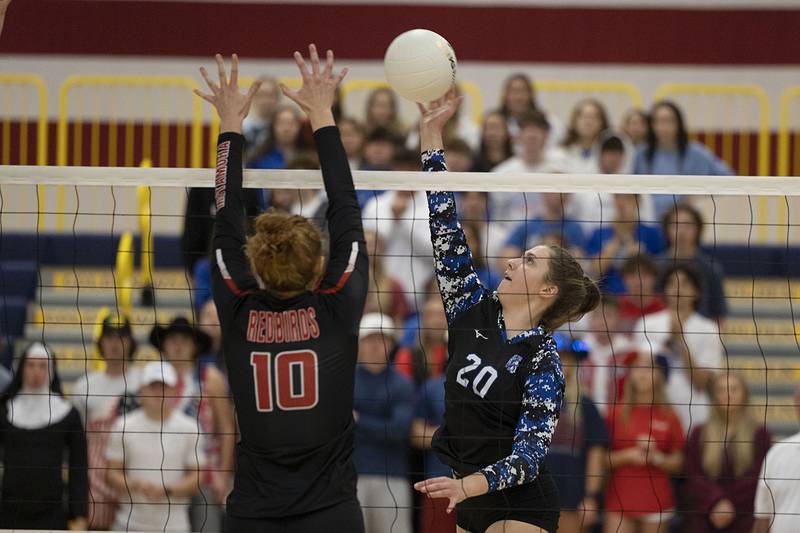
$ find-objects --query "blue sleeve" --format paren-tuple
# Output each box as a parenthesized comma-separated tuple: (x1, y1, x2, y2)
(566, 222, 585, 249)
(504, 222, 527, 250)
(632, 146, 648, 174)
(423, 149, 487, 325)
(581, 396, 609, 447)
(357, 376, 416, 445)
(584, 228, 606, 255)
(694, 143, 734, 176)
(643, 225, 667, 255)
(480, 358, 565, 492)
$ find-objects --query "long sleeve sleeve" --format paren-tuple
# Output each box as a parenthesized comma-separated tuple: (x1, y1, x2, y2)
(67, 408, 89, 520)
(423, 149, 486, 325)
(314, 127, 368, 326)
(211, 133, 260, 311)
(480, 359, 565, 493)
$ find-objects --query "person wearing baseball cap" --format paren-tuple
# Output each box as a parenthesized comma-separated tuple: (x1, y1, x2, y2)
(353, 313, 415, 532)
(105, 360, 205, 532)
(150, 316, 234, 530)
(71, 311, 141, 530)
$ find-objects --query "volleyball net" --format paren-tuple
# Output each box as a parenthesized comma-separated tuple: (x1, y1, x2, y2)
(0, 165, 798, 532)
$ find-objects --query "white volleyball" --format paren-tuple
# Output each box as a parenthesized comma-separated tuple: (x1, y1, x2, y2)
(384, 29, 457, 103)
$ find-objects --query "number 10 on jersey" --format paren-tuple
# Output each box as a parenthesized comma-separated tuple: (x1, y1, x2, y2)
(250, 350, 319, 412)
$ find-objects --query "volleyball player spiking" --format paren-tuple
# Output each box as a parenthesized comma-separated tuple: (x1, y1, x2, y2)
(194, 47, 367, 532)
(413, 89, 601, 533)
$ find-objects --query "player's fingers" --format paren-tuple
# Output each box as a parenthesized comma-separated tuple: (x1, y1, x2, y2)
(309, 43, 320, 76)
(323, 49, 334, 78)
(293, 51, 311, 82)
(334, 67, 349, 87)
(245, 80, 263, 103)
(199, 67, 219, 94)
(215, 54, 228, 87)
(193, 88, 215, 105)
(416, 102, 427, 115)
(230, 54, 239, 87)
(279, 83, 300, 103)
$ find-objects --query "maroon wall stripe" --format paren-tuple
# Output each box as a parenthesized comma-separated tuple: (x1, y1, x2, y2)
(1, 1, 799, 64)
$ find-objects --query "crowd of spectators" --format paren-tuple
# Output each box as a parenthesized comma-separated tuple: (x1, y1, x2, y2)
(2, 71, 798, 533)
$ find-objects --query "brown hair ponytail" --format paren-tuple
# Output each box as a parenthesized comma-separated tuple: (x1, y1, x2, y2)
(540, 246, 601, 330)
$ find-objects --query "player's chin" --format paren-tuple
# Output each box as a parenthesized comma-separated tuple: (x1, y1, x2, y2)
(496, 278, 509, 294)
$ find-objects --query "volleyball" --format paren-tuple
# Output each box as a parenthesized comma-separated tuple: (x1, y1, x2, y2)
(384, 29, 457, 103)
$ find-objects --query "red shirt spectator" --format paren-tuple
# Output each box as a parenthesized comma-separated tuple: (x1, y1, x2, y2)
(393, 297, 448, 386)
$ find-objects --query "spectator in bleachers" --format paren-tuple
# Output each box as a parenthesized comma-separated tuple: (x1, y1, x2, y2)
(106, 361, 204, 532)
(339, 116, 366, 170)
(394, 296, 448, 386)
(362, 166, 433, 312)
(499, 72, 565, 145)
(354, 313, 415, 533)
(585, 193, 667, 295)
(0, 342, 88, 530)
(365, 87, 405, 138)
(471, 110, 514, 172)
(361, 126, 399, 171)
(632, 263, 724, 435)
(250, 105, 306, 170)
(618, 253, 667, 332)
(462, 221, 503, 290)
(581, 295, 637, 416)
(411, 372, 456, 533)
(753, 383, 800, 533)
(604, 352, 684, 533)
(660, 203, 728, 320)
(150, 317, 235, 532)
(562, 98, 610, 174)
(545, 333, 609, 533)
(442, 138, 474, 172)
(242, 76, 281, 162)
(286, 151, 328, 222)
(633, 101, 733, 219)
(685, 372, 771, 533)
(71, 313, 140, 530)
(363, 228, 410, 327)
(456, 190, 506, 266)
(598, 133, 630, 175)
(621, 108, 649, 146)
(491, 110, 568, 226)
(198, 299, 224, 373)
(500, 192, 585, 269)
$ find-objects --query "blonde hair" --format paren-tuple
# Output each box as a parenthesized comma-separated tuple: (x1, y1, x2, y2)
(701, 372, 759, 479)
(245, 211, 322, 294)
(621, 354, 670, 423)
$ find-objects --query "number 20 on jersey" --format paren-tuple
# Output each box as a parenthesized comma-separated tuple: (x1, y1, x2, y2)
(250, 350, 319, 412)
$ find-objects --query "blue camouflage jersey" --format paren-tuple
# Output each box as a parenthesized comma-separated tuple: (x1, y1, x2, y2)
(423, 149, 565, 493)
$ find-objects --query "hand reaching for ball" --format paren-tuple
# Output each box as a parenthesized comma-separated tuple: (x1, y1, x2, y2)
(281, 44, 348, 132)
(417, 88, 463, 152)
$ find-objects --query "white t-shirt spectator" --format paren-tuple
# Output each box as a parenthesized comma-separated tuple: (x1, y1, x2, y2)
(580, 331, 637, 417)
(754, 431, 800, 533)
(71, 369, 141, 422)
(107, 409, 205, 532)
(362, 190, 433, 310)
(632, 309, 723, 434)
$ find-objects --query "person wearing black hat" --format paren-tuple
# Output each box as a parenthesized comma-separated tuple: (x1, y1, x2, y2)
(150, 316, 234, 532)
(71, 313, 140, 530)
(0, 342, 88, 530)
(543, 333, 609, 533)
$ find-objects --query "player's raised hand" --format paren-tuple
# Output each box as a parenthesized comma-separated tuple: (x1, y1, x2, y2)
(417, 87, 463, 152)
(0, 0, 12, 37)
(281, 44, 348, 131)
(194, 54, 262, 134)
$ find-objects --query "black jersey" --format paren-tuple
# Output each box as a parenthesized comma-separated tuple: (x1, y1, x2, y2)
(211, 129, 368, 518)
(422, 150, 565, 494)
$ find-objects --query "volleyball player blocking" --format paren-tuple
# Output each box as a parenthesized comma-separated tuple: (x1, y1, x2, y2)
(195, 47, 368, 532)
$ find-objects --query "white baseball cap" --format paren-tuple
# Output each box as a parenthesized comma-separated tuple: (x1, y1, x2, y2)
(139, 361, 178, 389)
(359, 313, 397, 340)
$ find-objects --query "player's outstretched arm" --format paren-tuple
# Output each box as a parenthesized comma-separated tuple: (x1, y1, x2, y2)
(419, 90, 485, 325)
(195, 54, 262, 303)
(0, 0, 10, 38)
(283, 45, 367, 307)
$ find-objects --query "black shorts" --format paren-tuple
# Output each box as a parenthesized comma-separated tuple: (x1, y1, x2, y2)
(224, 498, 364, 533)
(455, 468, 560, 533)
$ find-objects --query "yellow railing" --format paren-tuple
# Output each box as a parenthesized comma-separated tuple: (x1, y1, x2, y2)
(533, 80, 643, 112)
(652, 83, 770, 177)
(0, 74, 49, 230)
(55, 75, 204, 230)
(339, 78, 484, 126)
(777, 86, 800, 178)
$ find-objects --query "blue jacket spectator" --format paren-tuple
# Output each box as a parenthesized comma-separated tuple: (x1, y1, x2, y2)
(248, 106, 305, 170)
(585, 194, 666, 294)
(354, 313, 415, 532)
(633, 101, 733, 218)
